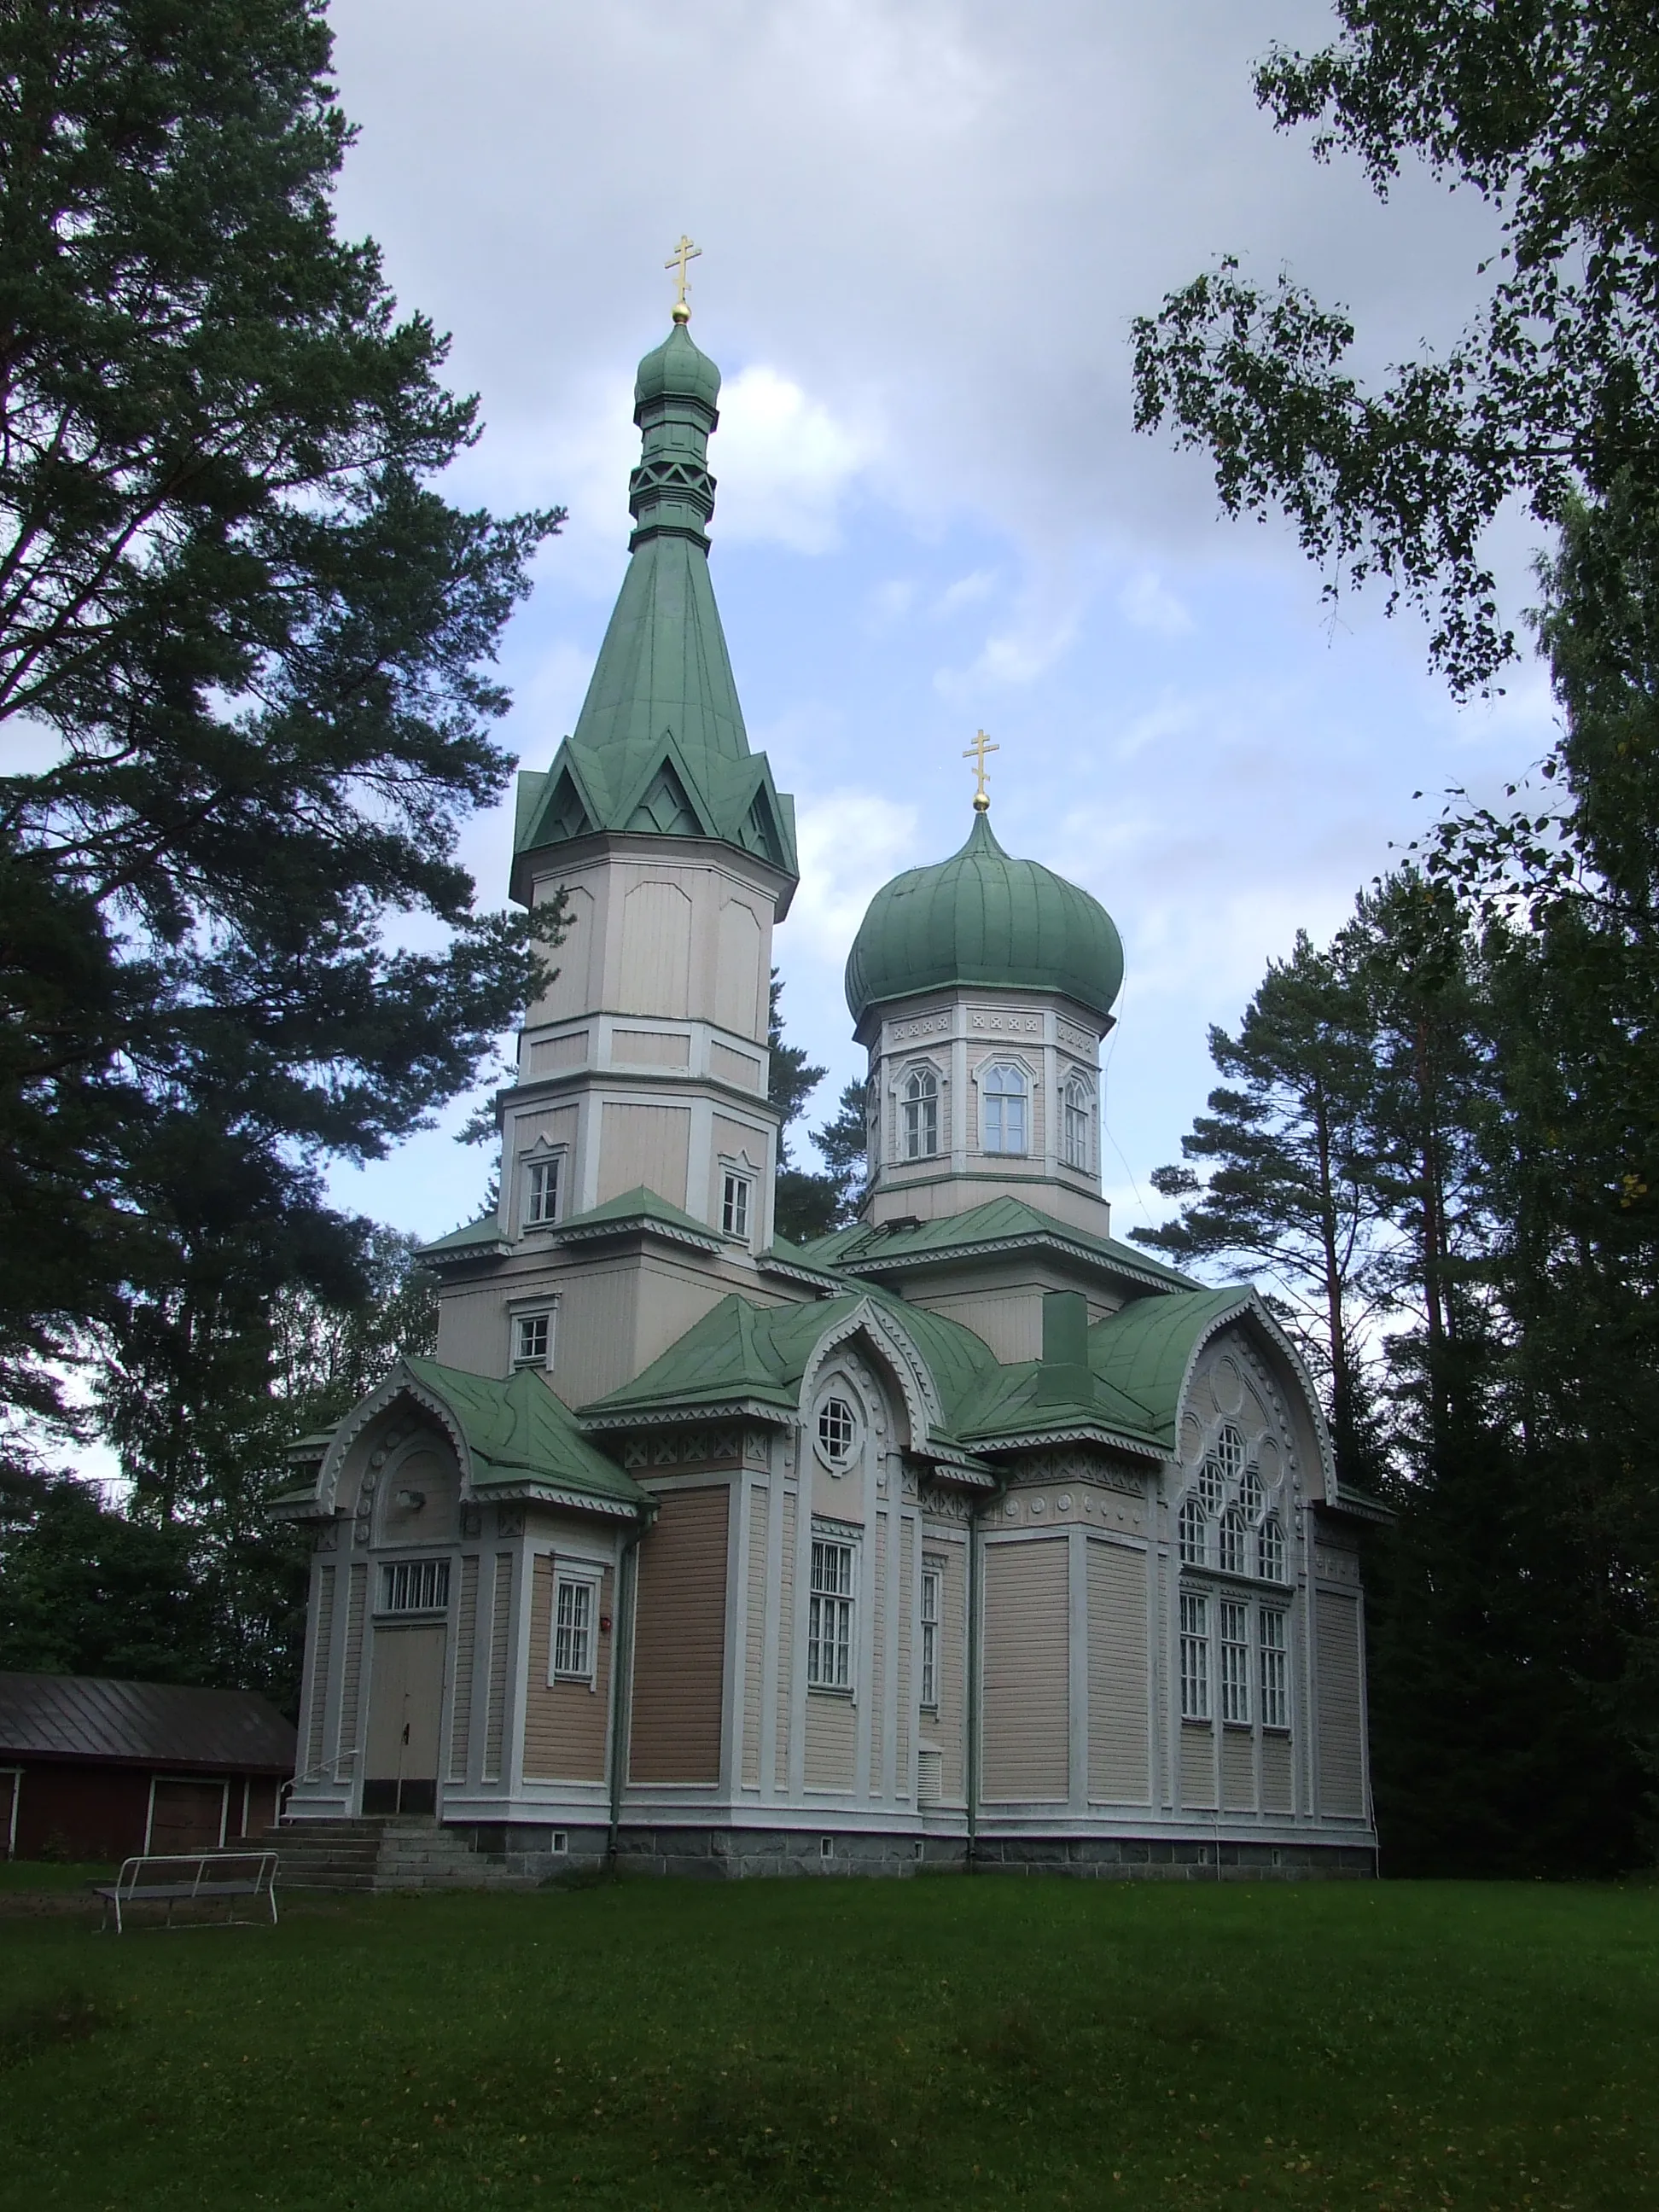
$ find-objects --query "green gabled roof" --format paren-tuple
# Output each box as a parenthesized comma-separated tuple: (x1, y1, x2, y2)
(1084, 1287, 1254, 1448)
(813, 1196, 1196, 1297)
(951, 1353, 1161, 1455)
(418, 1214, 506, 1260)
(403, 1357, 647, 1513)
(556, 1186, 722, 1251)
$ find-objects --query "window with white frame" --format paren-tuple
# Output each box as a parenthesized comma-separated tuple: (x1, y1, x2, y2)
(1220, 1598, 1251, 1724)
(1178, 1494, 1208, 1567)
(381, 1557, 450, 1614)
(1195, 1451, 1225, 1515)
(522, 1151, 562, 1227)
(1179, 1590, 1210, 1720)
(551, 1574, 596, 1681)
(1214, 1420, 1245, 1480)
(1062, 1074, 1093, 1171)
(919, 1561, 942, 1709)
(721, 1170, 752, 1239)
(981, 1062, 1028, 1155)
(807, 1536, 855, 1690)
(902, 1067, 940, 1159)
(1260, 1607, 1289, 1729)
(1238, 1464, 1264, 1521)
(817, 1394, 858, 1469)
(1259, 1513, 1286, 1584)
(513, 1309, 553, 1370)
(1219, 1504, 1249, 1576)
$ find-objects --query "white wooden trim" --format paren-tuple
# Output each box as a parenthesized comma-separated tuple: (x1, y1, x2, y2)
(0, 1766, 20, 1858)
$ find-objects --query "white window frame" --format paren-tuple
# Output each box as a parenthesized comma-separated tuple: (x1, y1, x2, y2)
(901, 1065, 940, 1160)
(521, 1149, 562, 1228)
(919, 1561, 942, 1711)
(379, 1557, 451, 1615)
(807, 1534, 856, 1692)
(1219, 1504, 1249, 1576)
(815, 1392, 859, 1470)
(721, 1168, 753, 1240)
(1220, 1598, 1251, 1725)
(550, 1569, 599, 1685)
(512, 1307, 555, 1371)
(1062, 1074, 1094, 1171)
(1179, 1590, 1210, 1721)
(980, 1061, 1029, 1155)
(1260, 1606, 1289, 1730)
(1178, 1494, 1208, 1567)
(1259, 1513, 1287, 1584)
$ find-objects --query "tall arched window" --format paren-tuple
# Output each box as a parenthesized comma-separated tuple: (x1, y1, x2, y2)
(981, 1063, 1028, 1154)
(1062, 1075, 1093, 1170)
(1219, 1505, 1249, 1575)
(1259, 1514, 1286, 1584)
(902, 1067, 940, 1159)
(1178, 1495, 1208, 1567)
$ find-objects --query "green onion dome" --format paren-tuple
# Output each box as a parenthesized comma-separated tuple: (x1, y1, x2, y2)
(845, 809, 1124, 1027)
(633, 321, 722, 414)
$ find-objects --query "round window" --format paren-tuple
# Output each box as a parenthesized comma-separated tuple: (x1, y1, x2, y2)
(817, 1395, 858, 1470)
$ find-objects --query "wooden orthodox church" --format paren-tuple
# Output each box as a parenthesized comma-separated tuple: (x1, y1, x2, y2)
(274, 297, 1378, 1879)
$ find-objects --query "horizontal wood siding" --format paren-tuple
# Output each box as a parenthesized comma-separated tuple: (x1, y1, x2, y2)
(1261, 1730, 1293, 1813)
(981, 1539, 1069, 1802)
(630, 1486, 730, 1784)
(896, 1519, 913, 1798)
(774, 1489, 795, 1790)
(447, 1554, 479, 1782)
(870, 1513, 888, 1792)
(742, 1487, 769, 1790)
(935, 1542, 965, 1801)
(1086, 1540, 1150, 1804)
(483, 1553, 512, 1782)
(1179, 1722, 1216, 1810)
(1222, 1726, 1255, 1812)
(1317, 1589, 1365, 1817)
(805, 1692, 856, 1790)
(523, 1557, 612, 1781)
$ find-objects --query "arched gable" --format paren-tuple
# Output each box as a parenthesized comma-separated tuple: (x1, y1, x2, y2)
(796, 1295, 942, 1455)
(317, 1361, 475, 1519)
(1167, 1301, 1335, 1508)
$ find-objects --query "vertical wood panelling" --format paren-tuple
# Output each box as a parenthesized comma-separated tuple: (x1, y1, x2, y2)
(523, 1558, 613, 1780)
(630, 1487, 730, 1784)
(1222, 1727, 1255, 1812)
(742, 1488, 770, 1789)
(619, 881, 691, 1016)
(805, 1693, 857, 1790)
(483, 1553, 512, 1782)
(1317, 1590, 1365, 1816)
(869, 1513, 888, 1795)
(713, 900, 763, 1039)
(774, 1490, 796, 1790)
(305, 1565, 336, 1775)
(1179, 1723, 1216, 1810)
(981, 1540, 1069, 1802)
(597, 1102, 692, 1208)
(1086, 1540, 1150, 1804)
(337, 1563, 368, 1777)
(447, 1555, 479, 1781)
(1261, 1731, 1293, 1813)
(896, 1519, 914, 1799)
(935, 1540, 966, 1801)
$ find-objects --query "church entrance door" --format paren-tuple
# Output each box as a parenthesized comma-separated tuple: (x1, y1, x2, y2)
(364, 1625, 445, 1816)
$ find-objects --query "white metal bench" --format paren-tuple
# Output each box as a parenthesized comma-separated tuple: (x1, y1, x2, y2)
(92, 1849, 280, 1934)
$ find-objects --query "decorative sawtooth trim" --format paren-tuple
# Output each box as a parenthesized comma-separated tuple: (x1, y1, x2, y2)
(847, 1228, 1188, 1295)
(973, 1421, 1164, 1460)
(556, 1213, 721, 1255)
(798, 1295, 944, 1459)
(1012, 1447, 1150, 1497)
(474, 1482, 644, 1522)
(754, 1253, 844, 1295)
(316, 1364, 474, 1518)
(583, 1398, 797, 1435)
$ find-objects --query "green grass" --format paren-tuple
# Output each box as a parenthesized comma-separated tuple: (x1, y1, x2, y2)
(0, 1860, 111, 1895)
(0, 1878, 1654, 2211)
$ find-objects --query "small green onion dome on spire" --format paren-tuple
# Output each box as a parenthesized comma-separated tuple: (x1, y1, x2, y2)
(845, 806, 1125, 1027)
(634, 319, 722, 411)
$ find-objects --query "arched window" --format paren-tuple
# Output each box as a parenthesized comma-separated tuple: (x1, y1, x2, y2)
(1178, 1495, 1208, 1567)
(1219, 1505, 1249, 1575)
(981, 1063, 1028, 1155)
(1259, 1514, 1286, 1584)
(902, 1067, 940, 1159)
(1238, 1465, 1264, 1522)
(1214, 1421, 1245, 1481)
(1062, 1074, 1093, 1171)
(1196, 1453, 1225, 1516)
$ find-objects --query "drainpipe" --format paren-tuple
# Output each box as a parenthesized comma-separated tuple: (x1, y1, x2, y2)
(606, 1515, 647, 1874)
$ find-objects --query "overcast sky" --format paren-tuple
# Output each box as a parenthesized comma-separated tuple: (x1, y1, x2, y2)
(322, 0, 1553, 1245)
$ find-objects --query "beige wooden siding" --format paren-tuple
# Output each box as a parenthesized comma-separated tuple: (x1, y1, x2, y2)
(1222, 1727, 1255, 1812)
(527, 1031, 585, 1073)
(1086, 1540, 1150, 1804)
(305, 1564, 336, 1774)
(613, 1028, 689, 1066)
(1261, 1730, 1293, 1813)
(513, 1102, 579, 1154)
(598, 1102, 690, 1208)
(1179, 1722, 1216, 1810)
(535, 883, 593, 1020)
(774, 1490, 795, 1789)
(805, 1691, 856, 1790)
(338, 1563, 368, 1775)
(742, 1488, 769, 1789)
(981, 1539, 1069, 1802)
(713, 1113, 762, 1171)
(620, 881, 691, 1016)
(1317, 1589, 1365, 1816)
(483, 1552, 513, 1782)
(869, 1514, 888, 1790)
(711, 1042, 762, 1091)
(447, 1555, 479, 1781)
(896, 1520, 913, 1798)
(630, 1487, 730, 1784)
(714, 899, 763, 1039)
(523, 1558, 612, 1781)
(935, 1541, 966, 1801)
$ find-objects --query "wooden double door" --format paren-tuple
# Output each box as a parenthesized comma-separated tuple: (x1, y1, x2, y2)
(363, 1625, 445, 1816)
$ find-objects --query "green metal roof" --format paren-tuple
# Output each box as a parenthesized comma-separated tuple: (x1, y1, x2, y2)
(418, 1214, 505, 1260)
(1084, 1287, 1255, 1447)
(511, 319, 798, 898)
(807, 1195, 1196, 1296)
(402, 1357, 648, 1513)
(844, 808, 1122, 1026)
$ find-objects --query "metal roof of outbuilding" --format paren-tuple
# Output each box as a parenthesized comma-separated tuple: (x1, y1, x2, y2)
(0, 1673, 296, 1773)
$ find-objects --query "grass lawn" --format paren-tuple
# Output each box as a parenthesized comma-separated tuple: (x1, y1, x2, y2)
(0, 1877, 1654, 2211)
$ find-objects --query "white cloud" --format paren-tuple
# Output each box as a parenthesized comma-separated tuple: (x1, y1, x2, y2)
(1119, 568, 1195, 637)
(787, 787, 921, 967)
(933, 569, 998, 618)
(699, 364, 879, 553)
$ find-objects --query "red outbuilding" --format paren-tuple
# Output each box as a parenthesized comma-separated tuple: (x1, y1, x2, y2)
(0, 1673, 296, 1862)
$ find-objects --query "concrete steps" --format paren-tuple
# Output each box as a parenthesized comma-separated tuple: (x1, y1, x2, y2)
(261, 1816, 541, 1894)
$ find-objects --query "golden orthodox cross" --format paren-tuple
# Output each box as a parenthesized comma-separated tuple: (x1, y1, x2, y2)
(665, 234, 702, 311)
(963, 727, 998, 810)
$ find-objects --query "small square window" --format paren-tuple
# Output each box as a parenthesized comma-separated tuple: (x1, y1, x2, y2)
(524, 1154, 561, 1227)
(722, 1171, 752, 1239)
(513, 1311, 552, 1370)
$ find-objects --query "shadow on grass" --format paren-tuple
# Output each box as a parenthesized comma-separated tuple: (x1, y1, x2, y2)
(0, 1988, 117, 2073)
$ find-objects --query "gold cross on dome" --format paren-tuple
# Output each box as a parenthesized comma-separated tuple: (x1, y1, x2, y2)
(963, 727, 998, 810)
(665, 234, 701, 311)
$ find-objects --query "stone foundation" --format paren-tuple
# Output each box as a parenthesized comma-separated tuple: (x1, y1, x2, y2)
(608, 1826, 1375, 1882)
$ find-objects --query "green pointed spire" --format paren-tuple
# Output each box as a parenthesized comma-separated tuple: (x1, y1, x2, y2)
(512, 317, 799, 901)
